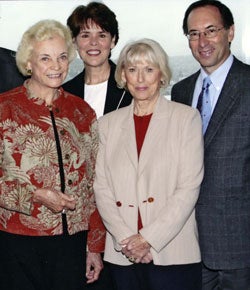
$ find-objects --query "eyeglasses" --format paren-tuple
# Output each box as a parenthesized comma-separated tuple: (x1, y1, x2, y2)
(186, 27, 225, 41)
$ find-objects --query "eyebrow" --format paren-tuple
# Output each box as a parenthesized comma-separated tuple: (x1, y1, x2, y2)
(188, 24, 218, 32)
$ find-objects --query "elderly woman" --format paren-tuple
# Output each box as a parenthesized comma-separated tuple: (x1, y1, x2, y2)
(94, 38, 204, 290)
(63, 1, 132, 118)
(0, 20, 104, 290)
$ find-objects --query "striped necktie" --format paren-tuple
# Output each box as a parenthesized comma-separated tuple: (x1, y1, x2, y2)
(197, 76, 212, 134)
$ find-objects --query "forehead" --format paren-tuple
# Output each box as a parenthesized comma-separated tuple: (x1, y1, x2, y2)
(187, 5, 223, 30)
(81, 20, 105, 32)
(32, 36, 67, 55)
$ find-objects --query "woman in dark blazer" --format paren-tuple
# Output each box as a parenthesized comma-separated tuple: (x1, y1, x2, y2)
(63, 2, 132, 289)
(62, 2, 132, 117)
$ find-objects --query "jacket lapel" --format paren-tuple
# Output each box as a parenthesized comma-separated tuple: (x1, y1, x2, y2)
(204, 58, 240, 147)
(121, 102, 138, 170)
(137, 97, 166, 177)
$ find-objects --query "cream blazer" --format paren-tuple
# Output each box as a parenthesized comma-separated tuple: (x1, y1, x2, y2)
(94, 96, 204, 266)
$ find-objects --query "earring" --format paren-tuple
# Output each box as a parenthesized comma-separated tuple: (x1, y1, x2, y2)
(26, 68, 32, 76)
(160, 80, 165, 86)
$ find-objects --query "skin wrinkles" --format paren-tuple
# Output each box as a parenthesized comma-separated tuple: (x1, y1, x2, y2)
(122, 60, 162, 116)
(187, 5, 234, 74)
(27, 36, 69, 103)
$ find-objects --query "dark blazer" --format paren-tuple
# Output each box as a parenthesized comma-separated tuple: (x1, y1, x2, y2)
(63, 60, 132, 114)
(0, 47, 26, 93)
(171, 57, 250, 270)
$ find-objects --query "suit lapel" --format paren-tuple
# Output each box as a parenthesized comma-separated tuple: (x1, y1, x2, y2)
(204, 59, 241, 147)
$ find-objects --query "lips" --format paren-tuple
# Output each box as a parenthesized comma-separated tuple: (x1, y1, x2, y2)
(47, 73, 62, 78)
(87, 49, 101, 56)
(199, 48, 214, 58)
(136, 86, 147, 91)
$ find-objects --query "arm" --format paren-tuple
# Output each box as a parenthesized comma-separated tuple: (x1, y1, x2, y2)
(85, 119, 105, 283)
(94, 117, 135, 252)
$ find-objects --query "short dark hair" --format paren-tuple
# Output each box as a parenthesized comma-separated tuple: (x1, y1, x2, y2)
(182, 0, 234, 35)
(67, 1, 119, 44)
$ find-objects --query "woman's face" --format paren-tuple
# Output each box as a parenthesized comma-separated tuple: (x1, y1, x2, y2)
(75, 21, 116, 68)
(27, 35, 69, 89)
(122, 59, 162, 102)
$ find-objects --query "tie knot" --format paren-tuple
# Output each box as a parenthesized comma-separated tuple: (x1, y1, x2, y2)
(203, 76, 211, 90)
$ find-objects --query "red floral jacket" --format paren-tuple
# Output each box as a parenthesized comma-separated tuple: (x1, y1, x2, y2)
(0, 85, 105, 252)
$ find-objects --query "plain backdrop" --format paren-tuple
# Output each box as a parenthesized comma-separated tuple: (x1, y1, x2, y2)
(0, 0, 249, 94)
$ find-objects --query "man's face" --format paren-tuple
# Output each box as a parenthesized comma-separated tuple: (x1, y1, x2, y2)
(187, 5, 234, 74)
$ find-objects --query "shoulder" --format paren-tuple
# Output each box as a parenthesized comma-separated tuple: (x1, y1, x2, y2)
(231, 57, 250, 75)
(62, 88, 95, 116)
(98, 105, 130, 128)
(157, 97, 201, 130)
(159, 96, 197, 115)
(62, 71, 84, 96)
(172, 71, 199, 91)
(0, 85, 24, 99)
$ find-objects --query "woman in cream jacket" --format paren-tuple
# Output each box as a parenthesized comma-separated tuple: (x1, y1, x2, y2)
(94, 38, 204, 290)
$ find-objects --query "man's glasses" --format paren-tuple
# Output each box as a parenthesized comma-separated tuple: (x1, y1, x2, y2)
(186, 27, 225, 41)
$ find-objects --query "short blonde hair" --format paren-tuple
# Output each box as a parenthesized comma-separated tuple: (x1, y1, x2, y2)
(115, 38, 171, 89)
(16, 19, 76, 76)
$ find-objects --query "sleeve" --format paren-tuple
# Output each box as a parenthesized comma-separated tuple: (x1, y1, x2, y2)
(93, 116, 135, 252)
(0, 105, 35, 215)
(86, 118, 106, 252)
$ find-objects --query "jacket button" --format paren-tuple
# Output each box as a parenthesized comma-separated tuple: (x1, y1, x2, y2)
(116, 201, 122, 207)
(148, 197, 154, 203)
(55, 108, 60, 113)
(60, 129, 66, 135)
(68, 179, 73, 185)
(65, 154, 70, 160)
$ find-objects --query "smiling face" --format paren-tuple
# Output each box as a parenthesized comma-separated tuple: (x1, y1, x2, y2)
(187, 5, 234, 74)
(75, 20, 116, 68)
(27, 35, 69, 90)
(122, 59, 162, 103)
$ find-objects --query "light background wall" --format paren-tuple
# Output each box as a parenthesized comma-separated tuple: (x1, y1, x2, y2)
(0, 0, 249, 93)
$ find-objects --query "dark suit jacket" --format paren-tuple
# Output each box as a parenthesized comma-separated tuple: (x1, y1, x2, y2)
(63, 60, 132, 114)
(0, 47, 26, 93)
(171, 57, 250, 270)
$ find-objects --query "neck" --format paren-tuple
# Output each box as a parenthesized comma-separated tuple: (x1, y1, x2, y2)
(26, 79, 59, 107)
(84, 62, 110, 85)
(133, 96, 158, 117)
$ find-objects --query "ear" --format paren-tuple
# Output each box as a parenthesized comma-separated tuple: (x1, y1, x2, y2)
(26, 61, 32, 71)
(228, 24, 234, 43)
(110, 36, 116, 49)
(121, 69, 126, 83)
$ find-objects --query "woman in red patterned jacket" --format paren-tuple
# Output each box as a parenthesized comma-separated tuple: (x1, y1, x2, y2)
(0, 19, 104, 290)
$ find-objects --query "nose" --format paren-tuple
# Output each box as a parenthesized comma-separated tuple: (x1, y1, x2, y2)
(51, 59, 61, 70)
(90, 35, 98, 45)
(137, 70, 144, 82)
(198, 32, 210, 47)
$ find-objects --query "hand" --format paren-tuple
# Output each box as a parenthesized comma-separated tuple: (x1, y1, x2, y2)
(120, 234, 151, 263)
(33, 188, 76, 213)
(141, 252, 153, 264)
(86, 252, 103, 284)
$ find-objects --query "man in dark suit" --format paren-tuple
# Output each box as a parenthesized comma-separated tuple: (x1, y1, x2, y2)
(171, 1, 250, 289)
(0, 47, 26, 93)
